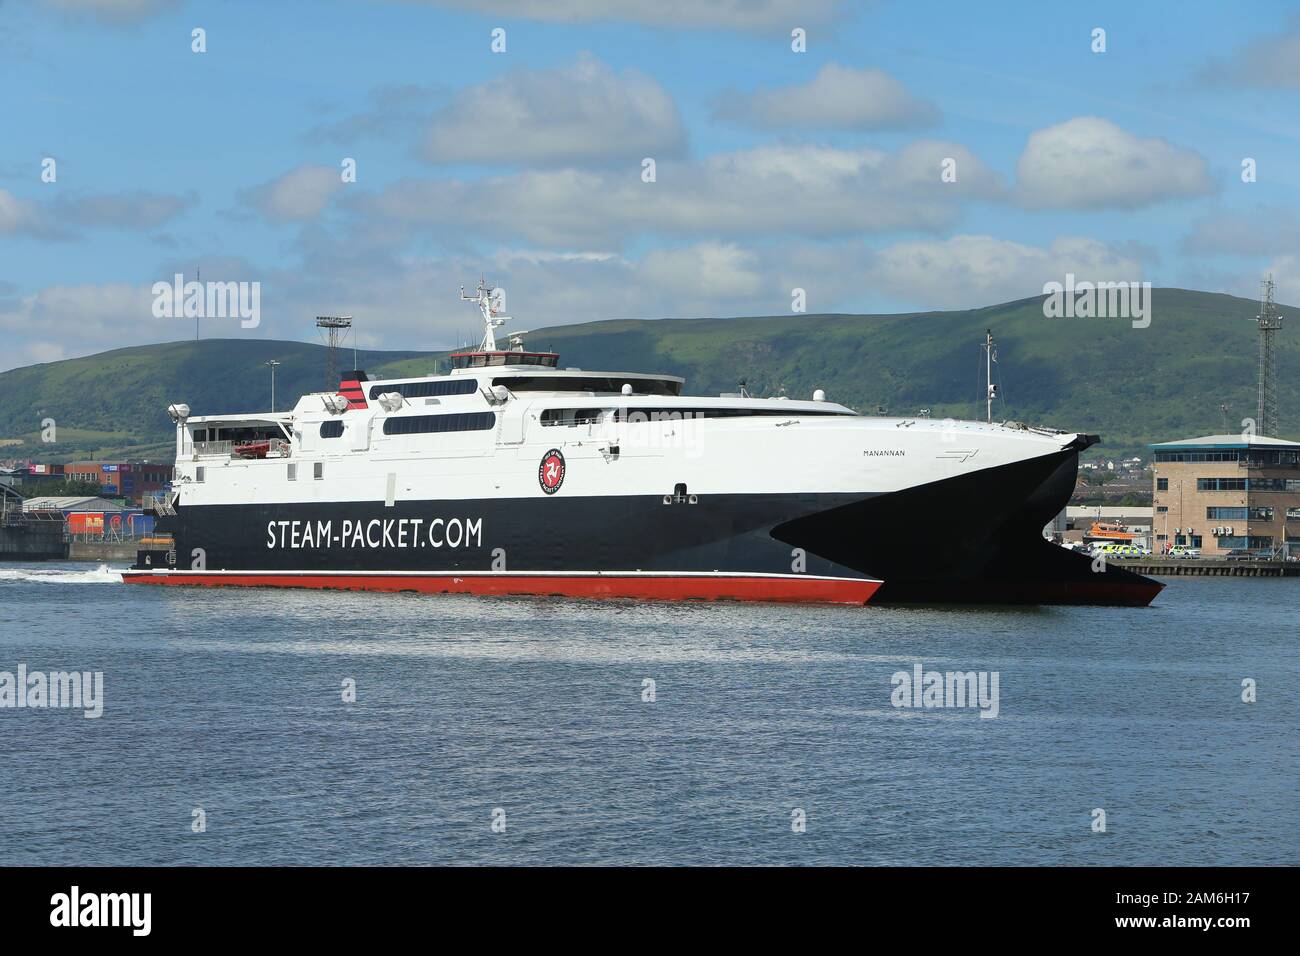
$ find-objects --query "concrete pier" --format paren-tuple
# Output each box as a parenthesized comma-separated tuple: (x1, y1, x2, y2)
(0, 521, 69, 560)
(1132, 559, 1300, 577)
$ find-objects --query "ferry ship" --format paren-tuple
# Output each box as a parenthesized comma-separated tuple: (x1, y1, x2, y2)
(123, 284, 1162, 606)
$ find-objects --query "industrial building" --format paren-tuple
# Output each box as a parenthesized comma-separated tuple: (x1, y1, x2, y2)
(1150, 434, 1300, 557)
(62, 461, 172, 506)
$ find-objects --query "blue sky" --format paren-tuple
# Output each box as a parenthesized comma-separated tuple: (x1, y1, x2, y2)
(2, 0, 1299, 369)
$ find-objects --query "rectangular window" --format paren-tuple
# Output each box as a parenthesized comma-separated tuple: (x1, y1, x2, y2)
(194, 467, 205, 483)
(382, 412, 496, 436)
(320, 421, 344, 439)
(287, 464, 297, 481)
(1156, 478, 1168, 491)
(498, 375, 682, 396)
(541, 407, 606, 427)
(1197, 478, 1248, 491)
(369, 378, 478, 400)
(314, 462, 323, 480)
(1155, 506, 1168, 513)
(1206, 507, 1248, 520)
(1154, 451, 1243, 463)
(1248, 479, 1300, 492)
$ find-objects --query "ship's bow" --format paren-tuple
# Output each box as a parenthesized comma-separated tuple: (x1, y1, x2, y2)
(773, 434, 1163, 607)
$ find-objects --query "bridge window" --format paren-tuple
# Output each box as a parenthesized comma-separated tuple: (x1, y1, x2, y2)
(382, 412, 496, 436)
(320, 421, 344, 439)
(369, 378, 478, 400)
(498, 376, 682, 396)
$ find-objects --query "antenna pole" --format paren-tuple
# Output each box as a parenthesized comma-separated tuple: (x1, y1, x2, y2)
(461, 279, 511, 352)
(266, 359, 281, 412)
(985, 329, 994, 424)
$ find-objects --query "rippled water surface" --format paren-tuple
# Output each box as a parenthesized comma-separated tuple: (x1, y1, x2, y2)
(0, 563, 1295, 865)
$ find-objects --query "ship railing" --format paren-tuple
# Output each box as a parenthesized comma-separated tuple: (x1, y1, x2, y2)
(192, 440, 233, 458)
(267, 438, 292, 458)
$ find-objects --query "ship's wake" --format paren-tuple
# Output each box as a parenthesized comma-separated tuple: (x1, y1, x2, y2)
(0, 564, 124, 585)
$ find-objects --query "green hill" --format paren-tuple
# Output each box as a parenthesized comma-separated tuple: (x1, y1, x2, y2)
(1, 288, 1295, 463)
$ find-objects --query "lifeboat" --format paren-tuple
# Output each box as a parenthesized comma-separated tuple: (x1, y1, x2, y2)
(1085, 520, 1136, 542)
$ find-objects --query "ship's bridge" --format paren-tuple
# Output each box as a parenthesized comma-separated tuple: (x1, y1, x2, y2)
(449, 349, 559, 370)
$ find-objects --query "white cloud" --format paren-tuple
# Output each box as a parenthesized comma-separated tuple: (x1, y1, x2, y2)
(356, 141, 1004, 246)
(52, 190, 196, 229)
(0, 187, 194, 237)
(0, 229, 1154, 371)
(1202, 31, 1300, 89)
(864, 235, 1144, 309)
(1016, 117, 1214, 209)
(422, 55, 686, 166)
(38, 0, 177, 24)
(273, 238, 792, 341)
(0, 188, 57, 238)
(1182, 206, 1300, 257)
(1259, 257, 1300, 306)
(714, 63, 939, 130)
(241, 165, 344, 223)
(0, 282, 161, 371)
(415, 0, 845, 31)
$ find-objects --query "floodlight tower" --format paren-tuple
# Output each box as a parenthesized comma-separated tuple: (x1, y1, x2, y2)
(316, 315, 353, 389)
(1255, 277, 1283, 438)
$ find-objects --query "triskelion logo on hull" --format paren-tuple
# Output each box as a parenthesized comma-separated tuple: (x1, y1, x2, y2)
(539, 449, 565, 494)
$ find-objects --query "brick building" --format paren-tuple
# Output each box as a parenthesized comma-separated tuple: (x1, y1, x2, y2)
(63, 461, 173, 506)
(1150, 434, 1300, 557)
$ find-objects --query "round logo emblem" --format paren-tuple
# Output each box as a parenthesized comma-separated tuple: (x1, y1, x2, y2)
(538, 448, 566, 494)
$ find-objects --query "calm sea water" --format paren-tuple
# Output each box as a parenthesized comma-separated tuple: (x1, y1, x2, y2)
(0, 563, 1295, 866)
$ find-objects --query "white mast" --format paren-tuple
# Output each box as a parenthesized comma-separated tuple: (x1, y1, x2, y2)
(460, 278, 511, 351)
(983, 329, 997, 424)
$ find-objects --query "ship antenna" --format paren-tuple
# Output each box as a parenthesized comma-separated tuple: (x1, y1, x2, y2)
(461, 277, 511, 352)
(983, 329, 999, 423)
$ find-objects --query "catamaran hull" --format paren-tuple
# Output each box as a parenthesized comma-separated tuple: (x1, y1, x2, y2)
(123, 491, 883, 604)
(125, 446, 1160, 607)
(772, 445, 1164, 607)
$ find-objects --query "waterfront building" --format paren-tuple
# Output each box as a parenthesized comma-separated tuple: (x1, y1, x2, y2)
(1150, 434, 1300, 556)
(62, 461, 172, 506)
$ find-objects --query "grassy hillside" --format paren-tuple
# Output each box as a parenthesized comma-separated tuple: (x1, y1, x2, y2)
(1, 288, 1294, 463)
(0, 339, 427, 462)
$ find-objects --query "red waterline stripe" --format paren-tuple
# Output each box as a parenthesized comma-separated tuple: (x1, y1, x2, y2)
(121, 571, 881, 605)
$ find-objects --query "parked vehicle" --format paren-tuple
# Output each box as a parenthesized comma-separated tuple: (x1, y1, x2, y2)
(1097, 543, 1144, 559)
(1166, 546, 1200, 558)
(1224, 548, 1274, 561)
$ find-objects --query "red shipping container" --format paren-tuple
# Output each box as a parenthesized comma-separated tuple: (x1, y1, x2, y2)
(67, 512, 104, 534)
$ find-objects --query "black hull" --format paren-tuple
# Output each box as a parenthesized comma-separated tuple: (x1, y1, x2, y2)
(141, 448, 1161, 606)
(772, 446, 1162, 606)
